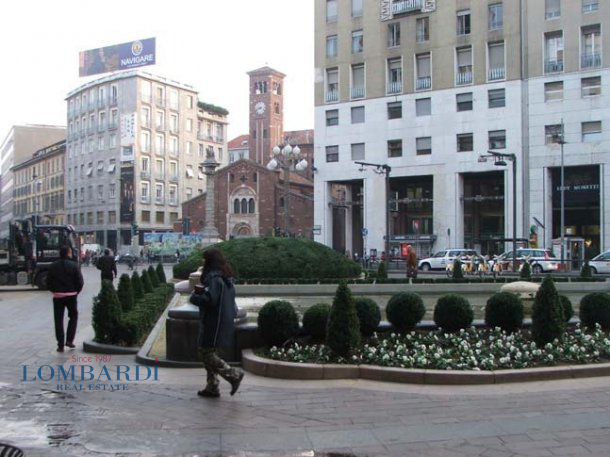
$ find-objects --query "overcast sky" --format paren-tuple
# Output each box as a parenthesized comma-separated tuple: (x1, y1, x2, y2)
(0, 0, 314, 142)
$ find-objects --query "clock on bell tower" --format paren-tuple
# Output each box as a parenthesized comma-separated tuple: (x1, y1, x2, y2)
(248, 66, 285, 165)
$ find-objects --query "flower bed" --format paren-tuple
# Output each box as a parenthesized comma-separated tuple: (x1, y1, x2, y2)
(260, 324, 610, 371)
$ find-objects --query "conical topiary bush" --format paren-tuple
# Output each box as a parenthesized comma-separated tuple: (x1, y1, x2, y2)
(131, 271, 144, 300)
(147, 265, 160, 288)
(531, 275, 566, 346)
(92, 280, 122, 344)
(116, 273, 134, 312)
(326, 281, 360, 357)
(156, 262, 167, 283)
(141, 269, 153, 293)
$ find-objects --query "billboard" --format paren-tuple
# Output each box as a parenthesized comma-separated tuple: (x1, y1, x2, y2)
(79, 38, 156, 77)
(120, 166, 135, 223)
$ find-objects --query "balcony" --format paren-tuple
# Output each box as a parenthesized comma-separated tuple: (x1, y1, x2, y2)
(155, 173, 165, 180)
(350, 87, 365, 99)
(168, 148, 179, 157)
(169, 198, 178, 206)
(140, 171, 151, 179)
(108, 121, 118, 130)
(197, 132, 206, 141)
(392, 0, 423, 15)
(581, 53, 601, 68)
(544, 59, 564, 73)
(140, 196, 150, 204)
(416, 76, 431, 90)
(214, 136, 225, 143)
(155, 197, 165, 205)
(488, 67, 506, 81)
(155, 98, 165, 108)
(387, 81, 402, 94)
(169, 175, 179, 182)
(155, 123, 165, 132)
(325, 89, 338, 103)
(455, 67, 473, 85)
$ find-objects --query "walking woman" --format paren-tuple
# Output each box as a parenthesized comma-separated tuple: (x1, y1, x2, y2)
(189, 248, 244, 398)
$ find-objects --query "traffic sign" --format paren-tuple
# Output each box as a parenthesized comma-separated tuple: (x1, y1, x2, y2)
(362, 228, 368, 237)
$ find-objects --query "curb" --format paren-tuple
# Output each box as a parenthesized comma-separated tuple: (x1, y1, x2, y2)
(83, 340, 140, 355)
(242, 349, 610, 385)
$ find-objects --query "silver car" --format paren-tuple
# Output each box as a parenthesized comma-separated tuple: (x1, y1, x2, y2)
(418, 249, 479, 271)
(498, 248, 559, 273)
(589, 250, 610, 274)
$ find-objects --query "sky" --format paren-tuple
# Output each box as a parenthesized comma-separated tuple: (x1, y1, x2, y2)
(0, 0, 314, 142)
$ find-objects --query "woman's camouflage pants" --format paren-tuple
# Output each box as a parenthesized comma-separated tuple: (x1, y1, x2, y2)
(198, 347, 243, 393)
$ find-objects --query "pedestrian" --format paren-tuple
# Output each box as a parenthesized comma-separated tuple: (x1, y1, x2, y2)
(175, 249, 181, 263)
(189, 248, 244, 398)
(96, 249, 117, 282)
(47, 245, 84, 352)
(406, 245, 418, 278)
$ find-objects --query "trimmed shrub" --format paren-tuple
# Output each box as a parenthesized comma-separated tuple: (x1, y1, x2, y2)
(452, 259, 464, 280)
(116, 274, 134, 312)
(580, 261, 593, 279)
(257, 300, 299, 347)
(141, 269, 153, 293)
(147, 265, 160, 288)
(376, 262, 387, 280)
(520, 261, 532, 280)
(354, 297, 381, 337)
(326, 281, 361, 357)
(386, 292, 425, 333)
(131, 271, 144, 301)
(484, 292, 524, 333)
(92, 280, 122, 344)
(433, 294, 474, 332)
(302, 303, 331, 341)
(579, 292, 610, 331)
(559, 295, 574, 323)
(532, 275, 566, 346)
(156, 262, 167, 283)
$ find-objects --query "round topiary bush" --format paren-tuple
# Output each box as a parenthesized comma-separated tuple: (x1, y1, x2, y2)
(302, 303, 331, 341)
(559, 295, 573, 323)
(579, 292, 610, 331)
(386, 292, 425, 333)
(484, 292, 524, 333)
(433, 294, 474, 332)
(257, 300, 300, 347)
(354, 297, 381, 337)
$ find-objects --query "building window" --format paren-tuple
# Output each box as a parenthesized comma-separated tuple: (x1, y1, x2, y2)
(326, 68, 339, 102)
(388, 23, 400, 47)
(582, 76, 601, 97)
(108, 211, 116, 224)
(416, 17, 429, 42)
(456, 46, 473, 85)
(97, 211, 104, 224)
(488, 88, 506, 108)
(415, 53, 431, 90)
(351, 106, 365, 123)
(581, 25, 601, 69)
(456, 92, 473, 111)
(351, 143, 365, 161)
(109, 183, 116, 198)
(583, 0, 599, 13)
(415, 98, 431, 116)
(351, 30, 363, 54)
(416, 137, 432, 155)
(582, 121, 602, 142)
(352, 0, 363, 17)
(169, 185, 177, 205)
(489, 130, 506, 149)
(326, 35, 337, 58)
(387, 58, 402, 94)
(544, 81, 563, 101)
(141, 182, 150, 202)
(326, 0, 337, 23)
(457, 9, 471, 36)
(350, 63, 365, 99)
(387, 140, 402, 158)
(544, 31, 564, 73)
(387, 101, 402, 119)
(155, 183, 164, 203)
(326, 145, 339, 162)
(457, 133, 474, 152)
(156, 211, 164, 224)
(326, 109, 339, 126)
(488, 3, 503, 30)
(545, 0, 560, 19)
(488, 41, 505, 81)
(545, 124, 563, 144)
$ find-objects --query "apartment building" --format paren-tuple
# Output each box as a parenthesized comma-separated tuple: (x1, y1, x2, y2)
(65, 71, 228, 252)
(314, 0, 609, 261)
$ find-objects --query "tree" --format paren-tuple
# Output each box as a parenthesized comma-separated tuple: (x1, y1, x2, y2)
(326, 281, 361, 357)
(531, 275, 566, 346)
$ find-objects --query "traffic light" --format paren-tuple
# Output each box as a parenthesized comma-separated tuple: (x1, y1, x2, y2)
(131, 222, 139, 236)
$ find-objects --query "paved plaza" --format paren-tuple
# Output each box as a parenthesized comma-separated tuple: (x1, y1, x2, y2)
(2, 266, 610, 456)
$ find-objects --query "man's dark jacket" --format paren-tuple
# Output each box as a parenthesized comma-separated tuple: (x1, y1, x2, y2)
(96, 255, 117, 279)
(189, 270, 238, 350)
(47, 258, 84, 293)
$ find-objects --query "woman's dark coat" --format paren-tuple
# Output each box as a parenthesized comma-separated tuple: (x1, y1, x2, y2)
(189, 270, 238, 351)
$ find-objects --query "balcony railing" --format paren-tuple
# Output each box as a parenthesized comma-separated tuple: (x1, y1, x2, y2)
(155, 197, 165, 205)
(168, 148, 179, 156)
(544, 59, 564, 73)
(581, 53, 601, 68)
(350, 87, 365, 99)
(140, 171, 150, 178)
(455, 68, 473, 85)
(197, 132, 206, 141)
(325, 89, 338, 102)
(489, 20, 503, 31)
(387, 81, 402, 94)
(488, 67, 506, 81)
(140, 196, 150, 203)
(416, 76, 431, 90)
(392, 0, 423, 15)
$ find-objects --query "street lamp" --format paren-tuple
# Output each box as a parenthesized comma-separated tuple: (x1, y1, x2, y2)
(266, 144, 308, 236)
(355, 161, 392, 269)
(480, 150, 517, 272)
(553, 122, 566, 271)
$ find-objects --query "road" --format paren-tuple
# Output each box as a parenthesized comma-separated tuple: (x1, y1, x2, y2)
(2, 264, 610, 456)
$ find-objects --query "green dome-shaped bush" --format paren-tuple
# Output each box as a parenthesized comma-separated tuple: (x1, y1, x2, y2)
(434, 294, 474, 332)
(257, 300, 299, 347)
(579, 292, 610, 331)
(302, 303, 331, 341)
(173, 237, 362, 280)
(354, 297, 381, 337)
(386, 292, 425, 333)
(484, 292, 524, 333)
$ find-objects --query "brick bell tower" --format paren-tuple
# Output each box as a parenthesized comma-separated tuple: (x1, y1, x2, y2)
(247, 67, 285, 165)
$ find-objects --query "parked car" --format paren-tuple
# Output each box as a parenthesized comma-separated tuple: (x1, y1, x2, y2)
(418, 249, 479, 271)
(588, 250, 610, 274)
(116, 253, 139, 265)
(497, 248, 558, 273)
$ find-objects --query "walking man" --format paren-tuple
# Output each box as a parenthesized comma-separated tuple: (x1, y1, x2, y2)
(96, 249, 117, 282)
(47, 245, 84, 352)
